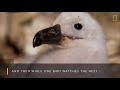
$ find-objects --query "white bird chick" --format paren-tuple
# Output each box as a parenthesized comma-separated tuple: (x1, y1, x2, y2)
(19, 12, 108, 64)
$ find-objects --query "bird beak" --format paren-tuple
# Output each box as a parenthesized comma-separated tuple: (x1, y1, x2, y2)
(33, 24, 62, 48)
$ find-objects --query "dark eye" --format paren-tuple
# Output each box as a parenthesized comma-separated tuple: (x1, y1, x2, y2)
(74, 23, 83, 30)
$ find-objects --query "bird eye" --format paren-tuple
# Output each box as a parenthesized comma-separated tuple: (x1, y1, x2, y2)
(74, 23, 83, 30)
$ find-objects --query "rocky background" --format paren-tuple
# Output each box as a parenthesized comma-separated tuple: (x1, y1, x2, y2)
(0, 12, 120, 77)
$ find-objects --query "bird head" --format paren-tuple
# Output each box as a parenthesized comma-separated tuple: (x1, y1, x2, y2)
(33, 12, 104, 48)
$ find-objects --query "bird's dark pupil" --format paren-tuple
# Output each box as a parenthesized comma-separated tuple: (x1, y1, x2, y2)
(74, 23, 82, 30)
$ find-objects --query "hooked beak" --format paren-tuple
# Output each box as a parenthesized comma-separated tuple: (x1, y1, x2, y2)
(33, 24, 62, 48)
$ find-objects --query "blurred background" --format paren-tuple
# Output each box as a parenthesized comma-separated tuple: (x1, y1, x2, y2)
(0, 12, 120, 77)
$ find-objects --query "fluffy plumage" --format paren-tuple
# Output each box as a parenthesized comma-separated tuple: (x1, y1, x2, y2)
(16, 12, 108, 64)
